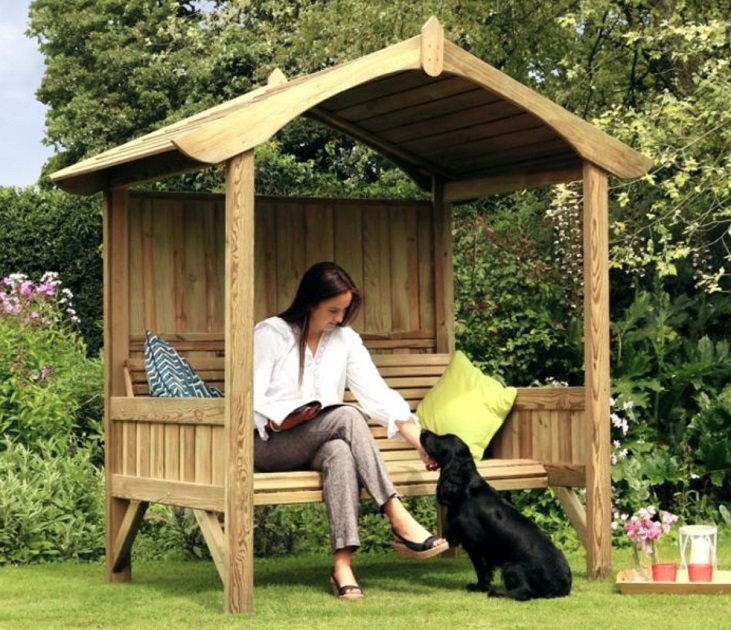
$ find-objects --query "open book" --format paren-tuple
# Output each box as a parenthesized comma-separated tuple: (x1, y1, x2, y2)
(267, 400, 365, 432)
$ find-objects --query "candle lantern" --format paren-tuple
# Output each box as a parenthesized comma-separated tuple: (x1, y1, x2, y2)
(679, 524, 717, 582)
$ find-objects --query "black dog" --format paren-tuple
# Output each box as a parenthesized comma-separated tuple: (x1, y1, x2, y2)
(421, 430, 572, 601)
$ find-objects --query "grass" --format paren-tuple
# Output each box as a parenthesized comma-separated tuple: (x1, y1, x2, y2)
(1, 542, 730, 630)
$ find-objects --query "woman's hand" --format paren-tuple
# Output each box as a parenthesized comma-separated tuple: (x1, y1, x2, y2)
(396, 417, 439, 471)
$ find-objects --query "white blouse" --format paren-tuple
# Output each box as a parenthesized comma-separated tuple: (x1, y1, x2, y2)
(253, 316, 414, 440)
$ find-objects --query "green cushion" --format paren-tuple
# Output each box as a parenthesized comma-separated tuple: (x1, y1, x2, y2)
(416, 351, 517, 459)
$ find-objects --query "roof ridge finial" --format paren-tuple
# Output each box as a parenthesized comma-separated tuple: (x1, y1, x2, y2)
(267, 68, 288, 86)
(421, 16, 444, 77)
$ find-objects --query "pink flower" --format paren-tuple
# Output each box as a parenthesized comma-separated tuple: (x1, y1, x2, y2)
(622, 506, 677, 554)
(38, 283, 56, 297)
(20, 280, 34, 297)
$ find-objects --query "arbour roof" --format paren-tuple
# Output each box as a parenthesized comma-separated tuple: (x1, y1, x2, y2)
(51, 17, 651, 196)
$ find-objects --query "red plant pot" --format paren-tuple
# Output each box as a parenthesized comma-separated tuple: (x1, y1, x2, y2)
(687, 563, 713, 582)
(652, 563, 678, 582)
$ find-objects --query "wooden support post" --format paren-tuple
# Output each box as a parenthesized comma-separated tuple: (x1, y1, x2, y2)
(551, 487, 587, 551)
(432, 177, 454, 354)
(103, 188, 133, 582)
(433, 176, 456, 556)
(224, 151, 255, 613)
(111, 500, 149, 572)
(582, 162, 612, 578)
(194, 510, 226, 584)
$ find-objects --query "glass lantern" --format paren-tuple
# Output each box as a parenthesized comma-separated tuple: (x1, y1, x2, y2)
(679, 524, 717, 582)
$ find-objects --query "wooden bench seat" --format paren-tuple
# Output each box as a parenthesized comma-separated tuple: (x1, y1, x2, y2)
(110, 458, 548, 513)
(120, 352, 568, 482)
(114, 350, 586, 582)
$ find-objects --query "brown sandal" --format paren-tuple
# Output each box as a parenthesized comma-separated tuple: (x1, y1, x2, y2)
(330, 571, 364, 601)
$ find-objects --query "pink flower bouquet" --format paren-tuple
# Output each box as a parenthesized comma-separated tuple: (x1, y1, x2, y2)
(624, 505, 678, 581)
(623, 506, 678, 565)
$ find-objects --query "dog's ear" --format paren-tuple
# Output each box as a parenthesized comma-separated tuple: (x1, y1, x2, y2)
(436, 459, 464, 506)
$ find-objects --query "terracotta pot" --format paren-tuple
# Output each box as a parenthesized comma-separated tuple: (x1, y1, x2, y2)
(652, 562, 678, 582)
(687, 563, 713, 582)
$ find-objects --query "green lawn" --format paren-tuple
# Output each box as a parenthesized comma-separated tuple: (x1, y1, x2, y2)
(1, 542, 730, 630)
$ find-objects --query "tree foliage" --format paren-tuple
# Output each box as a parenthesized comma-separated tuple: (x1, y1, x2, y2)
(28, 0, 729, 290)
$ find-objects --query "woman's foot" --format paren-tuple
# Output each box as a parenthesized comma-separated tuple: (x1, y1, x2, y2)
(332, 563, 358, 589)
(332, 550, 363, 601)
(383, 497, 448, 558)
(392, 528, 449, 559)
(330, 572, 363, 601)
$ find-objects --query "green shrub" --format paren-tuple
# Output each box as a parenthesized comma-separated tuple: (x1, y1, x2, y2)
(131, 505, 210, 561)
(0, 440, 104, 564)
(0, 272, 105, 565)
(687, 384, 731, 496)
(251, 497, 438, 557)
(610, 287, 731, 527)
(253, 504, 331, 556)
(0, 187, 103, 355)
(453, 193, 583, 386)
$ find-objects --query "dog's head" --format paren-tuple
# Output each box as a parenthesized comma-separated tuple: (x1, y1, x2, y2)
(420, 429, 472, 466)
(420, 430, 477, 506)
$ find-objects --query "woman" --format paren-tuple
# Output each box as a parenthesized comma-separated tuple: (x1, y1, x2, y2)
(254, 261, 447, 600)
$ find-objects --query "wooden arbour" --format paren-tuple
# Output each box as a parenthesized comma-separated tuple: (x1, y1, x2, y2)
(51, 17, 652, 613)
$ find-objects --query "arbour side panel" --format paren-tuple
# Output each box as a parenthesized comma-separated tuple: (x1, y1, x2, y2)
(127, 192, 436, 352)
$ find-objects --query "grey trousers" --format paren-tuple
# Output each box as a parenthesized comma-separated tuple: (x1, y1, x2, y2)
(254, 405, 397, 551)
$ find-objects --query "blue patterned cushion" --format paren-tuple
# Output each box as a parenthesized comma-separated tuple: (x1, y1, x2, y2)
(144, 331, 223, 398)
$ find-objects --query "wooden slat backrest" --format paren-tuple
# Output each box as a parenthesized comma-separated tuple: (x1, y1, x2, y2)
(123, 352, 450, 465)
(126, 193, 437, 343)
(122, 349, 585, 472)
(124, 352, 451, 405)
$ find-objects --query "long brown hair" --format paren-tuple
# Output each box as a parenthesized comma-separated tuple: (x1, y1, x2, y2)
(278, 262, 362, 385)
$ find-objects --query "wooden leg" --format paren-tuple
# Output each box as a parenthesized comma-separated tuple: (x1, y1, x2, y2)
(109, 499, 148, 579)
(224, 151, 255, 613)
(551, 487, 587, 550)
(194, 510, 226, 584)
(583, 162, 613, 578)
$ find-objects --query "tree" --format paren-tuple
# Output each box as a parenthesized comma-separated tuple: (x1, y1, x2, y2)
(28, 0, 231, 175)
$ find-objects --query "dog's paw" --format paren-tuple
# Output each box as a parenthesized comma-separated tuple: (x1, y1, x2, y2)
(466, 582, 490, 593)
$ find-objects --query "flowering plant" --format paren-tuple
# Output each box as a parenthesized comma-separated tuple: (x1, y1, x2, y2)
(0, 272, 79, 327)
(623, 506, 678, 562)
(1, 271, 99, 450)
